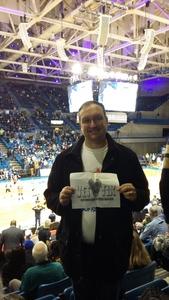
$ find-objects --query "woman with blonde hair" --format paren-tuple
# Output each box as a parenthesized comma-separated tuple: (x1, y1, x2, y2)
(129, 229, 151, 270)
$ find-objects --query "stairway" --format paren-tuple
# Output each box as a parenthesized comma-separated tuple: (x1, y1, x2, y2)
(0, 141, 22, 171)
(0, 141, 7, 154)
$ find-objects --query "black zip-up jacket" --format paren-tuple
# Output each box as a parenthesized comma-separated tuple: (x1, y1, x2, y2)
(44, 134, 149, 281)
(160, 168, 169, 224)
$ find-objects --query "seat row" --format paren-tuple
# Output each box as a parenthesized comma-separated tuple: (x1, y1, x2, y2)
(8, 269, 169, 300)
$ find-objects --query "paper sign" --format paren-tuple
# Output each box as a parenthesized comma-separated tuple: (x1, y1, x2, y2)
(70, 172, 120, 209)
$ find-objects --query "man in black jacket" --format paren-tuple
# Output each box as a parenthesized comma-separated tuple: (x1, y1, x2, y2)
(44, 101, 149, 300)
(160, 141, 169, 225)
(0, 220, 24, 253)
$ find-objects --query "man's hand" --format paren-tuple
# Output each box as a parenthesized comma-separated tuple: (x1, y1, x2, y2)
(118, 183, 137, 201)
(59, 186, 75, 206)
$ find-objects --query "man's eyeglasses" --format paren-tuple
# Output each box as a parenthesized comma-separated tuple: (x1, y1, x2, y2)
(81, 115, 104, 124)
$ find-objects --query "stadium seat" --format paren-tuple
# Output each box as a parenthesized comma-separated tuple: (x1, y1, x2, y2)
(37, 277, 72, 298)
(35, 295, 58, 300)
(70, 290, 75, 300)
(63, 286, 73, 299)
(121, 260, 157, 293)
(124, 278, 168, 300)
(161, 285, 169, 295)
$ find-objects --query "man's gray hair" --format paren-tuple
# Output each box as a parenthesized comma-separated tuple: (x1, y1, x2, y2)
(32, 241, 48, 263)
(149, 205, 163, 216)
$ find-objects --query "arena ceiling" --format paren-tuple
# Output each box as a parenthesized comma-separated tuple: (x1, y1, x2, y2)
(0, 0, 169, 85)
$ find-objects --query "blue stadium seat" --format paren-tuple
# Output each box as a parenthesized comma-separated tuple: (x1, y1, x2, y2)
(161, 285, 169, 295)
(63, 286, 73, 299)
(70, 290, 75, 300)
(121, 260, 157, 293)
(124, 278, 168, 300)
(37, 277, 72, 298)
(35, 295, 58, 300)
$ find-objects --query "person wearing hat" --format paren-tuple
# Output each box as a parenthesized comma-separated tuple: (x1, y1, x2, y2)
(38, 220, 51, 245)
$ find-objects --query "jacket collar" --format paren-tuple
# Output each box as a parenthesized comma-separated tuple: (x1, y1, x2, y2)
(66, 132, 119, 159)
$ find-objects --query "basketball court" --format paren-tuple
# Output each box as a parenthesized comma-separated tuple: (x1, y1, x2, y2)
(0, 167, 162, 232)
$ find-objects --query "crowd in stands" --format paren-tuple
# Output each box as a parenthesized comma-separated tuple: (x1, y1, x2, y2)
(139, 152, 163, 167)
(0, 122, 80, 180)
(0, 114, 165, 181)
(0, 111, 35, 133)
(0, 86, 16, 111)
(0, 82, 169, 297)
(133, 195, 169, 273)
(136, 94, 169, 111)
(0, 216, 65, 299)
(1, 195, 169, 299)
(0, 81, 168, 181)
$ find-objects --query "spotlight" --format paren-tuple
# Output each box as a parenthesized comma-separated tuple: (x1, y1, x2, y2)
(22, 63, 28, 73)
(18, 23, 32, 51)
(97, 14, 111, 47)
(138, 29, 155, 71)
(56, 38, 68, 61)
(138, 54, 148, 71)
(71, 63, 82, 75)
(97, 47, 104, 66)
(140, 29, 155, 55)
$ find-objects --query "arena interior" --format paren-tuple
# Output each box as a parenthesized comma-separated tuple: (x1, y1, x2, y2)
(0, 0, 169, 296)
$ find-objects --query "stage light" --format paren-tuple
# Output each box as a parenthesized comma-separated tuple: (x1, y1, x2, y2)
(138, 29, 155, 71)
(71, 62, 82, 75)
(88, 66, 98, 77)
(141, 29, 155, 55)
(56, 38, 68, 61)
(87, 67, 138, 82)
(97, 14, 111, 47)
(18, 23, 32, 51)
(138, 54, 148, 71)
(22, 63, 28, 73)
(97, 47, 104, 66)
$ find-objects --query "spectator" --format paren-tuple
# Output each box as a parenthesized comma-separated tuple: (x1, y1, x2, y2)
(44, 101, 149, 300)
(30, 227, 39, 245)
(48, 240, 61, 263)
(24, 230, 35, 268)
(0, 220, 24, 253)
(32, 201, 45, 228)
(119, 230, 152, 297)
(1, 247, 27, 289)
(129, 230, 151, 270)
(38, 220, 51, 245)
(140, 205, 168, 256)
(160, 140, 169, 226)
(24, 230, 34, 250)
(9, 241, 67, 299)
(140, 205, 168, 244)
(0, 275, 24, 299)
(48, 213, 56, 223)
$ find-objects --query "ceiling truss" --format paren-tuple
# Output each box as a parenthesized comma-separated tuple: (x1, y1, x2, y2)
(0, 0, 169, 85)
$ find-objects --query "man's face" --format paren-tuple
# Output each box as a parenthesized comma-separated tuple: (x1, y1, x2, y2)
(79, 104, 108, 147)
